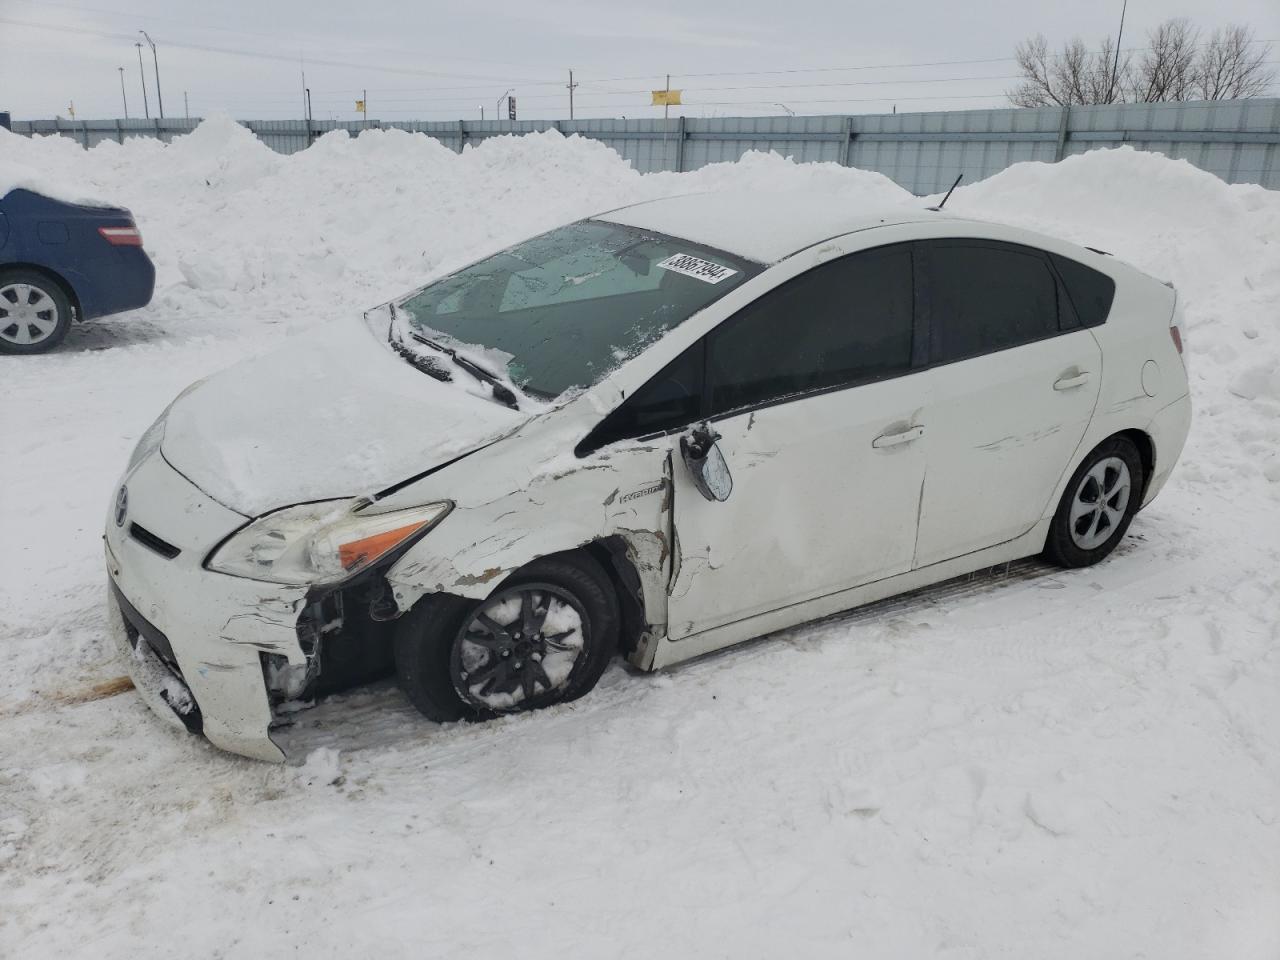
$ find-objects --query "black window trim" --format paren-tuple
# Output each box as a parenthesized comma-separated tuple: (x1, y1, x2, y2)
(577, 240, 923, 454)
(576, 235, 1104, 457)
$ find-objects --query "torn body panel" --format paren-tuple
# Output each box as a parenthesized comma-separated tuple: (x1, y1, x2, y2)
(382, 434, 676, 667)
(105, 453, 309, 762)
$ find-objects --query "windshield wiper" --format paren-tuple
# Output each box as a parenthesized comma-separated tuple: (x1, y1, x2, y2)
(386, 303, 453, 383)
(408, 331, 521, 410)
(386, 302, 522, 410)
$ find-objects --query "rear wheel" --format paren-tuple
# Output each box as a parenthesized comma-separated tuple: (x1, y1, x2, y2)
(1043, 436, 1145, 568)
(0, 270, 72, 354)
(394, 553, 619, 722)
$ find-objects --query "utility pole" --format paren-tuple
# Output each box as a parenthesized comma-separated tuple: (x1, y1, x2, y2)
(567, 69, 578, 121)
(139, 30, 163, 119)
(496, 88, 513, 123)
(1109, 0, 1128, 104)
(184, 91, 189, 120)
(480, 105, 484, 120)
(135, 41, 150, 119)
(362, 88, 367, 122)
(662, 73, 670, 171)
(118, 66, 129, 119)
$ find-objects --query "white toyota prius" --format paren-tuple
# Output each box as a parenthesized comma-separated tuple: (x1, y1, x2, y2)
(105, 192, 1191, 761)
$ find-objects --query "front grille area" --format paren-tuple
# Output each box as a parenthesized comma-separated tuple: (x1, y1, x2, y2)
(128, 522, 181, 559)
(111, 581, 203, 733)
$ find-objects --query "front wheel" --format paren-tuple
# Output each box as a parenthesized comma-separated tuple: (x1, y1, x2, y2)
(1043, 436, 1145, 568)
(394, 553, 619, 722)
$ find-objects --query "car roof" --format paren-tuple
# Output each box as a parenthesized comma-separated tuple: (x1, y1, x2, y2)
(594, 191, 948, 265)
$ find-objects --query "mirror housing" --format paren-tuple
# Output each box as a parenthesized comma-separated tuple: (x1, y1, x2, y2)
(680, 422, 733, 502)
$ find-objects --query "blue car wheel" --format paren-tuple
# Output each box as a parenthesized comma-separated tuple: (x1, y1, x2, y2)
(0, 269, 72, 354)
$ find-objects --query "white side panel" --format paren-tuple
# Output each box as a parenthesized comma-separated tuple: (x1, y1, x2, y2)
(653, 519, 1052, 670)
(667, 372, 929, 640)
(913, 330, 1101, 568)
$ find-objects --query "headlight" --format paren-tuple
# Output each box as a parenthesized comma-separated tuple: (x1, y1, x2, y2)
(207, 499, 452, 586)
(127, 411, 168, 472)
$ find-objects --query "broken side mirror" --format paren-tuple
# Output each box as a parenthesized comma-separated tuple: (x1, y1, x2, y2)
(680, 422, 733, 503)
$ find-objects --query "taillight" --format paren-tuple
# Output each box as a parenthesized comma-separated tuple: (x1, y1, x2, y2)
(1169, 324, 1184, 355)
(98, 225, 143, 247)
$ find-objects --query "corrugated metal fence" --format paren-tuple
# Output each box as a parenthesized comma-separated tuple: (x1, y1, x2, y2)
(11, 98, 1279, 194)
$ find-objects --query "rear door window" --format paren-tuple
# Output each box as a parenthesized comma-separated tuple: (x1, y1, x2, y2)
(923, 240, 1061, 365)
(706, 244, 915, 415)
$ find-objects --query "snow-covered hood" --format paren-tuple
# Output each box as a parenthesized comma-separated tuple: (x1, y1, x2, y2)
(162, 319, 526, 516)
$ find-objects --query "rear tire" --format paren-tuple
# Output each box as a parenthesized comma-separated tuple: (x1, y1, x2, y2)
(1043, 436, 1145, 568)
(393, 552, 619, 722)
(0, 269, 72, 355)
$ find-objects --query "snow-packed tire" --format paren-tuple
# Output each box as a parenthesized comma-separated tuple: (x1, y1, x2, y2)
(1043, 436, 1145, 568)
(393, 552, 619, 722)
(0, 269, 73, 355)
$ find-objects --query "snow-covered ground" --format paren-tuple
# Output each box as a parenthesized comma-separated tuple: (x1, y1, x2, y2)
(2, 118, 1279, 957)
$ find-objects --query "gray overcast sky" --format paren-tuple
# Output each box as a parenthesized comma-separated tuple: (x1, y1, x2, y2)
(2, 0, 1277, 121)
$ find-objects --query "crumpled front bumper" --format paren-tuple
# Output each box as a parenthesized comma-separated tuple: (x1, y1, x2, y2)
(105, 451, 311, 763)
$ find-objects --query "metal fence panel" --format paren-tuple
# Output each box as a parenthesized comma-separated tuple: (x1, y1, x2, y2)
(10, 99, 1279, 193)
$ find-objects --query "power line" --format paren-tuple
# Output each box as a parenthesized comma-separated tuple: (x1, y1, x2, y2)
(584, 37, 1278, 83)
(5, 0, 569, 74)
(0, 16, 566, 84)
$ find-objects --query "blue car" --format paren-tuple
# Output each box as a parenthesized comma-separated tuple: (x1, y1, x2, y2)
(0, 188, 156, 354)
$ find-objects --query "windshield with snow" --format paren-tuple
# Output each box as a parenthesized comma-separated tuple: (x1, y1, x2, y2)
(397, 220, 759, 398)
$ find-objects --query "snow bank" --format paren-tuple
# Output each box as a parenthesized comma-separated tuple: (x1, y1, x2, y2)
(3, 118, 1274, 489)
(0, 129, 117, 207)
(2, 117, 1279, 960)
(0, 115, 911, 339)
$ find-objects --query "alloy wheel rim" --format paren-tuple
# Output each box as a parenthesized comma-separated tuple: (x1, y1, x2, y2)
(450, 582, 587, 712)
(0, 283, 60, 346)
(1069, 456, 1132, 550)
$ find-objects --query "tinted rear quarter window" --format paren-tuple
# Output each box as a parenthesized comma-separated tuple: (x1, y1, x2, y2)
(925, 240, 1061, 364)
(1050, 253, 1116, 327)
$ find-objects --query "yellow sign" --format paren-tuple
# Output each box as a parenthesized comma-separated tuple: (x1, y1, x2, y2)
(355, 99, 366, 113)
(651, 89, 682, 106)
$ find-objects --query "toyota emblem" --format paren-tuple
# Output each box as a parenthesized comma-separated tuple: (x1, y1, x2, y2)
(114, 485, 129, 527)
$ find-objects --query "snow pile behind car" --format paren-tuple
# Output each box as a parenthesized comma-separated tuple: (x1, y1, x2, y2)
(1, 117, 1279, 958)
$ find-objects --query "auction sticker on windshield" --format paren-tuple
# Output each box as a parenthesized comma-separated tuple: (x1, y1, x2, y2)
(656, 253, 738, 284)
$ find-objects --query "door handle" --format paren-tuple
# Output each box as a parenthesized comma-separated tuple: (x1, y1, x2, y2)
(1053, 371, 1092, 391)
(872, 425, 924, 448)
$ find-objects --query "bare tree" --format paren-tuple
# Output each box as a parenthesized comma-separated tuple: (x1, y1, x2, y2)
(1196, 24, 1276, 100)
(1009, 19, 1275, 107)
(1009, 34, 1130, 106)
(1131, 18, 1200, 101)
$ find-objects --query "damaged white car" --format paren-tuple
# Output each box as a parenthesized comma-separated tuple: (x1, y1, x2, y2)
(105, 192, 1191, 761)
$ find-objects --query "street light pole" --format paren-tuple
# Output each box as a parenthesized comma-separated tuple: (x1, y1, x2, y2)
(118, 66, 129, 119)
(139, 30, 163, 119)
(135, 41, 150, 119)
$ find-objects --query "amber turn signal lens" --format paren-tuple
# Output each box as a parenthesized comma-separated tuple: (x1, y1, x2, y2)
(337, 521, 429, 571)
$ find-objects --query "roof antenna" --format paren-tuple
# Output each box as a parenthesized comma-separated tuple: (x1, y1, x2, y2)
(928, 173, 963, 212)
